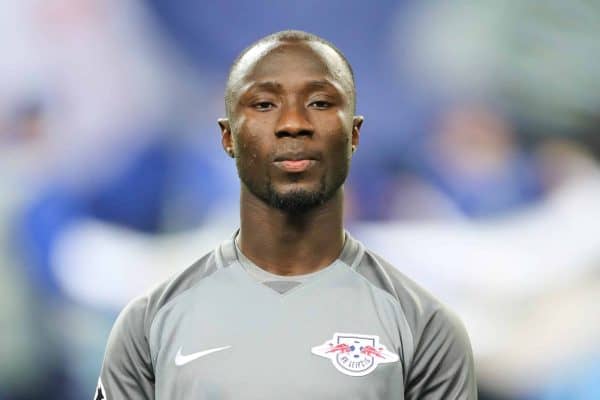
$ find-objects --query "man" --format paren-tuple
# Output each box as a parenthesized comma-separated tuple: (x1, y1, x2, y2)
(95, 30, 477, 399)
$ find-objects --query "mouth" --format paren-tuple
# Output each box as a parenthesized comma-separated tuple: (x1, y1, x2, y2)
(274, 159, 315, 172)
(273, 152, 319, 173)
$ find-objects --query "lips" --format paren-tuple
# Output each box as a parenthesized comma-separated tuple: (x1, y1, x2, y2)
(273, 151, 319, 173)
(275, 159, 314, 172)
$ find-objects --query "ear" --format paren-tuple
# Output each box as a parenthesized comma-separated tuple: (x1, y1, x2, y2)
(351, 115, 364, 152)
(218, 118, 235, 158)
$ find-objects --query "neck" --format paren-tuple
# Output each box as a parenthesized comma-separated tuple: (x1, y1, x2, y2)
(238, 185, 345, 276)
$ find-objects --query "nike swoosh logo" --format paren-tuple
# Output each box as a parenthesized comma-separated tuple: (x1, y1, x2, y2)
(174, 345, 232, 366)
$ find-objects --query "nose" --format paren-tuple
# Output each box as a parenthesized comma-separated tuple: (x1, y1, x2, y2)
(275, 102, 314, 138)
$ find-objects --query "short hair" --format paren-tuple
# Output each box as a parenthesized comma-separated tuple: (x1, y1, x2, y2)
(225, 30, 356, 117)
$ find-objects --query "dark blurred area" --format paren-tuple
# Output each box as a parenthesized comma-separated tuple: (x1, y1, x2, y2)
(1, 1, 599, 399)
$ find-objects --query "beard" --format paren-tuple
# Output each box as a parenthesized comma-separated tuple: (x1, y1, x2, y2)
(239, 165, 346, 214)
(266, 175, 328, 214)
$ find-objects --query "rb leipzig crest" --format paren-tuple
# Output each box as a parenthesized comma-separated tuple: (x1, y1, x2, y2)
(311, 332, 399, 376)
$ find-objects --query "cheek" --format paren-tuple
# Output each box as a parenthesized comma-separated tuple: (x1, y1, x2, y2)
(308, 109, 349, 133)
(335, 109, 354, 133)
(235, 120, 273, 166)
(320, 114, 353, 154)
(235, 111, 275, 137)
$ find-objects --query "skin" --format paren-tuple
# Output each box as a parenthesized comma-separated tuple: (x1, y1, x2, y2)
(218, 40, 363, 276)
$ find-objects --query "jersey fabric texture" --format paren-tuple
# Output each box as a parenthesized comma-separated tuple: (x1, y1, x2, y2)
(96, 232, 477, 399)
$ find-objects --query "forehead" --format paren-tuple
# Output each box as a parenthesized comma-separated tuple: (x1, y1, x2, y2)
(229, 40, 352, 98)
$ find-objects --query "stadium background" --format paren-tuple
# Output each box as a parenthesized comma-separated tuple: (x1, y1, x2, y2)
(1, 0, 600, 399)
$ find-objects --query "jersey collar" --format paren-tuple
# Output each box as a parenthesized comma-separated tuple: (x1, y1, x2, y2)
(215, 229, 365, 271)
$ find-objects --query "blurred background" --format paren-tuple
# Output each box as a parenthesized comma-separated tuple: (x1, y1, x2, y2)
(1, 0, 599, 398)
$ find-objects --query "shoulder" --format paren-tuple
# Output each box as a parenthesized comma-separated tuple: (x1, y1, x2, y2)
(355, 246, 476, 397)
(355, 247, 472, 358)
(99, 243, 228, 392)
(355, 248, 447, 329)
(114, 248, 221, 342)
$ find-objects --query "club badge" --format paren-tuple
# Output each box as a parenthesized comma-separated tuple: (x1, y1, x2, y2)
(311, 332, 399, 377)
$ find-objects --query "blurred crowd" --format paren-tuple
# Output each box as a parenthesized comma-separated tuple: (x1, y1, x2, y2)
(1, 1, 599, 399)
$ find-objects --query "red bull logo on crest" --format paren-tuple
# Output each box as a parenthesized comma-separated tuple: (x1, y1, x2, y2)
(311, 333, 399, 376)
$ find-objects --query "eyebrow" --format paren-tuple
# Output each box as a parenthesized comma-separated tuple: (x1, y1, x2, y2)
(245, 81, 283, 93)
(304, 80, 338, 91)
(245, 79, 339, 94)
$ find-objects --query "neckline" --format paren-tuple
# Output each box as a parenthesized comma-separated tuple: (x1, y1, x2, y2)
(229, 259, 345, 298)
(216, 229, 365, 272)
(234, 233, 341, 282)
(214, 230, 366, 297)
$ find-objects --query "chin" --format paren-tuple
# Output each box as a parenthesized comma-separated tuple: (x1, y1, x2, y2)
(268, 187, 326, 213)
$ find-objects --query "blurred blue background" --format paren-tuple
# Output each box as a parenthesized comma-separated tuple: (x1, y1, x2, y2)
(1, 0, 600, 399)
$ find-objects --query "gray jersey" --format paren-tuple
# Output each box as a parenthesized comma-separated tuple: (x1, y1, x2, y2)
(95, 233, 477, 399)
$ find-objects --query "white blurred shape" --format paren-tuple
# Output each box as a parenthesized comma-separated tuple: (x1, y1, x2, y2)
(356, 161, 600, 395)
(52, 211, 238, 310)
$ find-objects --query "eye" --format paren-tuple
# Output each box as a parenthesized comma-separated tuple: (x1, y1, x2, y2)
(308, 100, 331, 109)
(253, 101, 275, 111)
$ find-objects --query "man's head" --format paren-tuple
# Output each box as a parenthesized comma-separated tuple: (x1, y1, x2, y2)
(219, 30, 363, 213)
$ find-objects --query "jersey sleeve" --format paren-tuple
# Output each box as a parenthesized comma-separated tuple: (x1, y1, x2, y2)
(405, 306, 477, 399)
(94, 296, 155, 399)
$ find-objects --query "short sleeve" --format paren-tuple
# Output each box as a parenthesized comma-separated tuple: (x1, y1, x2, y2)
(405, 307, 477, 399)
(94, 296, 155, 399)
